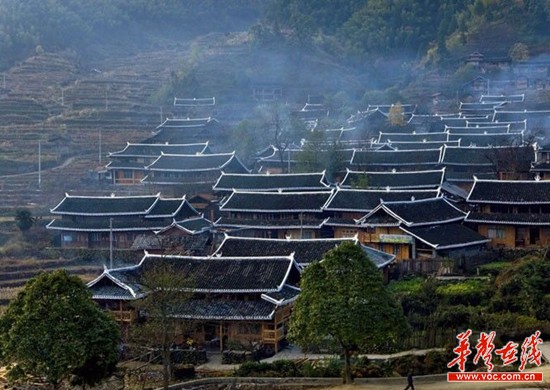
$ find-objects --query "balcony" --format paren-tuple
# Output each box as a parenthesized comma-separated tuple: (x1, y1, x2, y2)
(262, 327, 285, 342)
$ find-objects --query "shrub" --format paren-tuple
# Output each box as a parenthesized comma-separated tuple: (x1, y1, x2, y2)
(436, 279, 490, 306)
(233, 360, 299, 377)
(300, 358, 342, 378)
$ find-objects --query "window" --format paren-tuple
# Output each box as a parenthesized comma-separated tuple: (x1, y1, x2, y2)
(123, 170, 133, 179)
(62, 233, 74, 242)
(487, 226, 505, 239)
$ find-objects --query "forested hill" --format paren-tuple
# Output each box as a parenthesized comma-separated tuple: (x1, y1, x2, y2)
(264, 0, 550, 64)
(0, 0, 266, 69)
(1, 0, 548, 72)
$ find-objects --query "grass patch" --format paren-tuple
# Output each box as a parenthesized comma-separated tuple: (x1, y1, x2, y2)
(478, 261, 513, 276)
(388, 277, 424, 294)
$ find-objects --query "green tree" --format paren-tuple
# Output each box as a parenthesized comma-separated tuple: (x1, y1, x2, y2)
(288, 242, 408, 384)
(14, 208, 34, 232)
(0, 270, 120, 388)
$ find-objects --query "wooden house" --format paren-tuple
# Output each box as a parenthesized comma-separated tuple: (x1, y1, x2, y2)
(212, 171, 331, 195)
(88, 252, 301, 352)
(350, 148, 443, 171)
(106, 142, 210, 185)
(47, 194, 201, 249)
(216, 190, 334, 239)
(213, 235, 395, 282)
(339, 168, 445, 190)
(141, 152, 250, 189)
(357, 197, 489, 260)
(144, 117, 224, 145)
(465, 178, 550, 248)
(324, 188, 441, 238)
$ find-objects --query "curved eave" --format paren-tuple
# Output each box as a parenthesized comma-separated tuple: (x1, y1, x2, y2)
(50, 211, 149, 216)
(47, 225, 163, 232)
(220, 208, 324, 213)
(464, 217, 550, 226)
(168, 312, 275, 321)
(467, 200, 550, 205)
(406, 216, 466, 227)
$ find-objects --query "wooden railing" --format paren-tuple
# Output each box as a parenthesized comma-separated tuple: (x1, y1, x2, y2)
(262, 327, 285, 342)
(112, 310, 136, 322)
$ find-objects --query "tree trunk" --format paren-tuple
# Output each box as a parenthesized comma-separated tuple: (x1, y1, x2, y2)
(162, 346, 170, 390)
(342, 347, 353, 384)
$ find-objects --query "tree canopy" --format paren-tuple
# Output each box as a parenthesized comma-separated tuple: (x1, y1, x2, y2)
(288, 242, 408, 383)
(0, 270, 120, 388)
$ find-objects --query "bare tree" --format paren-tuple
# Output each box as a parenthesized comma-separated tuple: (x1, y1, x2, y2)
(131, 259, 195, 390)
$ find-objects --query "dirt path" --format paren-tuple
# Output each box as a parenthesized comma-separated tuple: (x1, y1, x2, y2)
(0, 156, 77, 179)
(320, 364, 550, 390)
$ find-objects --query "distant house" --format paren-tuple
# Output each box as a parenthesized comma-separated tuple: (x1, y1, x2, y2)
(216, 190, 334, 239)
(213, 235, 395, 281)
(350, 148, 443, 171)
(357, 197, 489, 260)
(88, 252, 301, 352)
(47, 193, 201, 249)
(465, 178, 550, 248)
(324, 188, 441, 237)
(212, 171, 331, 195)
(141, 152, 250, 189)
(145, 117, 224, 145)
(106, 142, 210, 185)
(339, 168, 445, 190)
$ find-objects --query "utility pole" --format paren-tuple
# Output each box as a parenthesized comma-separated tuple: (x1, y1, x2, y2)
(160, 106, 163, 123)
(98, 128, 102, 165)
(38, 140, 41, 190)
(109, 217, 113, 269)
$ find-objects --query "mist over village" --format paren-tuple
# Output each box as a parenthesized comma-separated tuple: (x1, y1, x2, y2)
(0, 1, 549, 389)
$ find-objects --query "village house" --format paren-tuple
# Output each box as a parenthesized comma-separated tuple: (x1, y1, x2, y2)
(106, 142, 210, 185)
(216, 190, 334, 239)
(338, 168, 445, 189)
(141, 152, 250, 192)
(144, 117, 225, 145)
(213, 235, 395, 282)
(465, 178, 550, 248)
(357, 197, 489, 260)
(350, 148, 443, 171)
(47, 193, 202, 249)
(324, 187, 441, 238)
(212, 171, 331, 195)
(87, 252, 301, 352)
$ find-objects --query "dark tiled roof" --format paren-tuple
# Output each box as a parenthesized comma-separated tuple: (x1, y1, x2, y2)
(441, 146, 533, 167)
(363, 197, 465, 226)
(446, 125, 511, 134)
(467, 179, 550, 204)
(215, 217, 326, 229)
(134, 254, 297, 292)
(381, 140, 460, 150)
(340, 169, 444, 189)
(325, 188, 439, 212)
(360, 244, 396, 268)
(147, 198, 198, 218)
(89, 277, 137, 300)
(174, 217, 212, 233)
(146, 153, 243, 172)
(465, 120, 526, 131)
(220, 191, 333, 212)
(324, 217, 358, 227)
(169, 298, 276, 320)
(46, 217, 167, 232)
(214, 236, 349, 265)
(351, 149, 442, 167)
(263, 285, 300, 303)
(213, 172, 329, 192)
(448, 132, 522, 147)
(105, 161, 147, 170)
(109, 143, 209, 158)
(444, 171, 496, 183)
(465, 212, 550, 225)
(400, 223, 490, 249)
(50, 194, 159, 215)
(155, 117, 217, 129)
(131, 232, 211, 252)
(377, 132, 449, 143)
